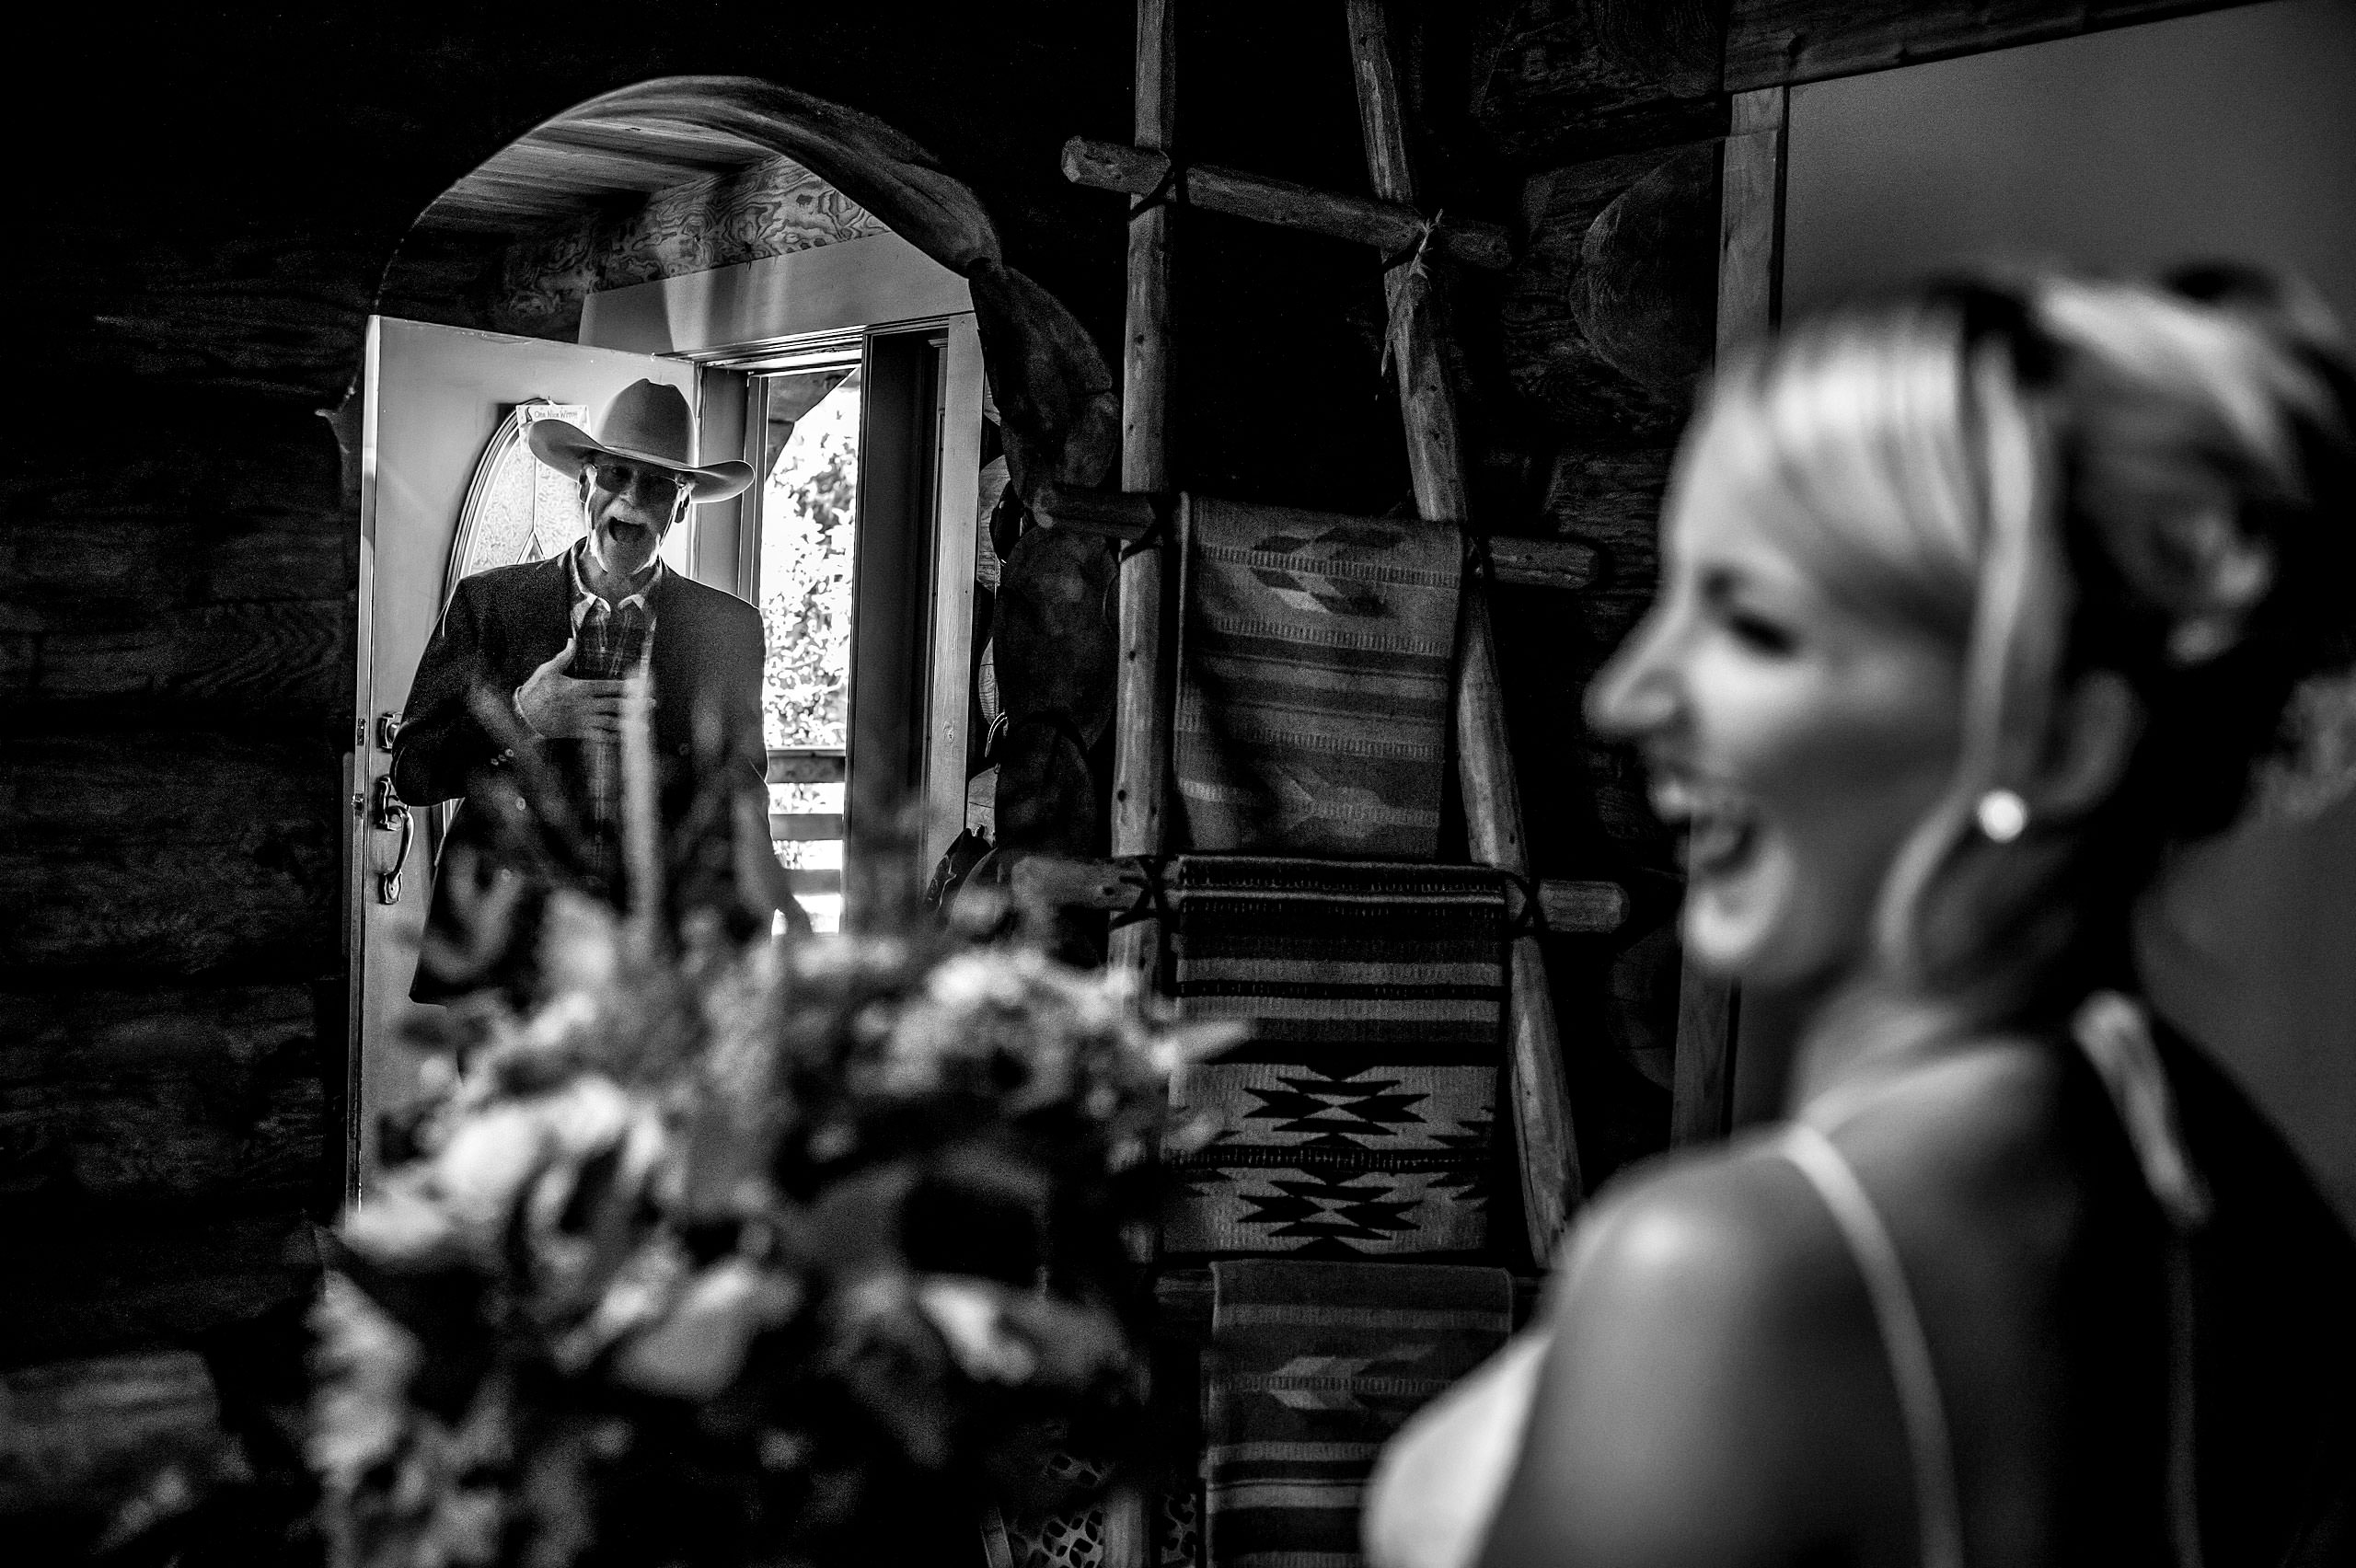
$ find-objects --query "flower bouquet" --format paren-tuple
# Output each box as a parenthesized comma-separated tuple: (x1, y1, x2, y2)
(310, 883, 1216, 1568)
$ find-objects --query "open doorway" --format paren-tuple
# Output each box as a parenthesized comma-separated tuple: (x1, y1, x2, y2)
(710, 323, 989, 934)
(746, 355, 861, 931)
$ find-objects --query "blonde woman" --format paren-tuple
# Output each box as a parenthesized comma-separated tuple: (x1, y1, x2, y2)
(1367, 271, 2356, 1568)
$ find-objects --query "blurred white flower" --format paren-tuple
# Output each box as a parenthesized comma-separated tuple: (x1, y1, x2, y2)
(916, 1276, 1039, 1385)
(612, 1259, 803, 1400)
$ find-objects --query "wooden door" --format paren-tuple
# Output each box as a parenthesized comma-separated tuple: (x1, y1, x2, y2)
(345, 317, 702, 1196)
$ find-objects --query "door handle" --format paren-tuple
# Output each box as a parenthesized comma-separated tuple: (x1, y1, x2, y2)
(372, 775, 414, 905)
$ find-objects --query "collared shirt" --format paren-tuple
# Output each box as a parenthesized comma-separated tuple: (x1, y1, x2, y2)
(561, 538, 663, 894)
(566, 538, 665, 640)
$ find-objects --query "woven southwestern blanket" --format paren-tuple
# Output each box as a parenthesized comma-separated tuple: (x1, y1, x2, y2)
(1203, 1259, 1512, 1568)
(1163, 858, 1506, 1259)
(1174, 497, 1461, 860)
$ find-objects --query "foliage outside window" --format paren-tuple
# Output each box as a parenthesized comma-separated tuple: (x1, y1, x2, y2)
(760, 371, 859, 753)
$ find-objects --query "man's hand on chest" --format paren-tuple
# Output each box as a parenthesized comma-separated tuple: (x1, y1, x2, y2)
(514, 635, 629, 741)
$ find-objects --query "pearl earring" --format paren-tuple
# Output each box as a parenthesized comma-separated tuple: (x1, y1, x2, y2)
(1976, 789, 2029, 843)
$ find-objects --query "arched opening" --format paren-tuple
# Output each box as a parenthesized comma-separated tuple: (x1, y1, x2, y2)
(346, 76, 1117, 1191)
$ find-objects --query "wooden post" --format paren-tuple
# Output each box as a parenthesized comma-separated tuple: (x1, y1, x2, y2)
(1107, 0, 1177, 991)
(1346, 0, 1583, 1262)
(1716, 86, 1787, 357)
(1101, 15, 1174, 1566)
(1670, 83, 1784, 1147)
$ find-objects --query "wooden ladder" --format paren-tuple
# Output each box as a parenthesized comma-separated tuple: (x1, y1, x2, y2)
(1063, 0, 1587, 1265)
(1044, 10, 1598, 1564)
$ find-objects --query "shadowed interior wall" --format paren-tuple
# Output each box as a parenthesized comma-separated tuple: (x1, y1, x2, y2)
(1783, 0, 2356, 322)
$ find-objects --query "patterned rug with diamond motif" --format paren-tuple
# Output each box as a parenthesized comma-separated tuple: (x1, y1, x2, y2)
(1161, 856, 1507, 1260)
(1173, 498, 1461, 859)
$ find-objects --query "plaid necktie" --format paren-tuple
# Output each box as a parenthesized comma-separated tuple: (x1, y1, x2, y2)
(570, 596, 652, 894)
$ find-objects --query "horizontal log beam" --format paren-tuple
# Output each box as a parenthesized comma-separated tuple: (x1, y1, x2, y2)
(3, 415, 350, 726)
(1542, 444, 1676, 545)
(1061, 136, 1514, 271)
(1472, 1, 1728, 167)
(1030, 480, 1160, 544)
(0, 1349, 245, 1516)
(0, 982, 318, 1071)
(0, 1201, 320, 1366)
(1726, 0, 2254, 92)
(1010, 853, 1137, 914)
(1032, 488, 1604, 594)
(0, 730, 340, 983)
(1484, 535, 1599, 592)
(1538, 877, 1629, 934)
(0, 982, 327, 1206)
(6, 1115, 318, 1216)
(85, 235, 375, 401)
(0, 502, 346, 618)
(1008, 854, 1626, 934)
(0, 598, 346, 722)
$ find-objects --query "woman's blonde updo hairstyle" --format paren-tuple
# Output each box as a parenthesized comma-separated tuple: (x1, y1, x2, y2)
(1691, 266, 2356, 1014)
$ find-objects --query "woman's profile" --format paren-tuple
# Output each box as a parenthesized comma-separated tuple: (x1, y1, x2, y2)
(1366, 270, 2356, 1568)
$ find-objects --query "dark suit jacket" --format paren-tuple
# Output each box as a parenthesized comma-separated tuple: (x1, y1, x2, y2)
(391, 549, 767, 1001)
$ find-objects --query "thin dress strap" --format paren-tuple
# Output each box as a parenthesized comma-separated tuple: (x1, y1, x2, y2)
(2073, 991, 2210, 1568)
(1775, 1121, 1969, 1568)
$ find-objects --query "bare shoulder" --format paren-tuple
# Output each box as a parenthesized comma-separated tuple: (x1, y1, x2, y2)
(1842, 1035, 2067, 1148)
(1546, 1039, 2069, 1334)
(1542, 1138, 1875, 1380)
(1478, 1145, 1911, 1567)
(1480, 1043, 2087, 1568)
(1825, 1037, 2081, 1237)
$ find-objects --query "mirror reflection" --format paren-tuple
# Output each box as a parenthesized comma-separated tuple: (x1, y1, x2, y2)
(349, 100, 992, 1183)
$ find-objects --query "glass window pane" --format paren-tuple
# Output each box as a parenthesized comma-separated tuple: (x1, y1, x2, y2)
(759, 367, 860, 752)
(448, 402, 588, 595)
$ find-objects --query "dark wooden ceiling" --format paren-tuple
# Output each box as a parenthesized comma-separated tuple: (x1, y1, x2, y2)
(415, 112, 782, 237)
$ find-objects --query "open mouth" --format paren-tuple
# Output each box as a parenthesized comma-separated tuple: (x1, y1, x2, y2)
(1652, 776, 1759, 881)
(606, 521, 654, 546)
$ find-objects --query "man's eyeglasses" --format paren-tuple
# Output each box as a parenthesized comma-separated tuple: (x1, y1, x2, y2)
(586, 459, 694, 503)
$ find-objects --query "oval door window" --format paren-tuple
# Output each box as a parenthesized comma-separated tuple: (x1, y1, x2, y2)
(444, 401, 588, 603)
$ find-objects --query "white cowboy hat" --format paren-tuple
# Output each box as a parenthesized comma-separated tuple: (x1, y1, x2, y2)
(526, 378, 755, 502)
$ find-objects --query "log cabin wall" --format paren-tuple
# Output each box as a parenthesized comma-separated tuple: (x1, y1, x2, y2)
(0, 0, 2273, 1549)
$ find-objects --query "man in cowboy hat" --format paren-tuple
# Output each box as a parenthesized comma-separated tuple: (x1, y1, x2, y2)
(392, 378, 794, 1003)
